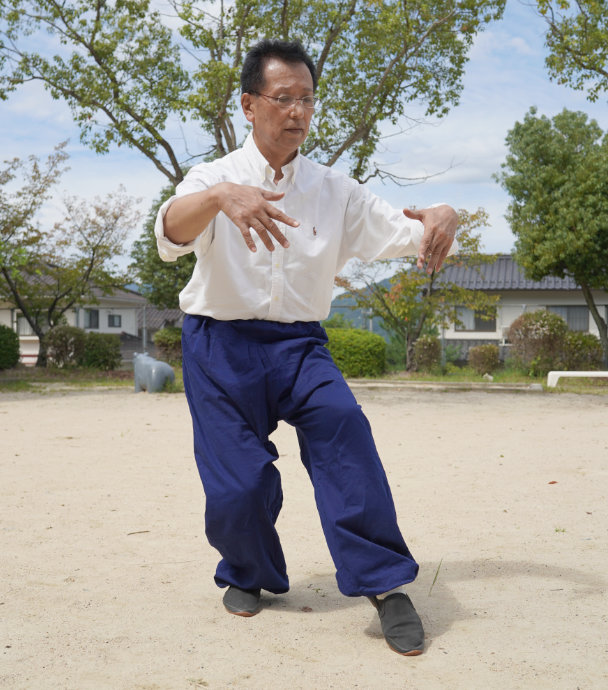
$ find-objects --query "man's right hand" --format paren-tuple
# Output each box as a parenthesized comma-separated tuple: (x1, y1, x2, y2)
(217, 182, 299, 252)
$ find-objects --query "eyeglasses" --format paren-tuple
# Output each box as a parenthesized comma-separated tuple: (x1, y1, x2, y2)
(250, 92, 319, 110)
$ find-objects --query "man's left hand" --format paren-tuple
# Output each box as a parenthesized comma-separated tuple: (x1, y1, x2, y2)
(403, 205, 458, 274)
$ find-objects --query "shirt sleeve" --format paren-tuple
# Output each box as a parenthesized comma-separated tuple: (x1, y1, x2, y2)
(339, 178, 458, 266)
(154, 165, 220, 263)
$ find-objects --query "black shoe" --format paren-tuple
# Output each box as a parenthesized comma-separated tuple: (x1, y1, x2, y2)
(223, 586, 261, 617)
(368, 593, 425, 656)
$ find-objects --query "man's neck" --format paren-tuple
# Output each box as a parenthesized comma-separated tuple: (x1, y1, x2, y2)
(252, 134, 297, 183)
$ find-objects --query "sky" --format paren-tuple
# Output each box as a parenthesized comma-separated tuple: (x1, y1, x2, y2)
(2, 0, 607, 261)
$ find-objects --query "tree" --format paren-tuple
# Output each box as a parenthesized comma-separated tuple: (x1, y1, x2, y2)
(129, 185, 196, 308)
(496, 107, 608, 365)
(0, 0, 506, 187)
(0, 146, 141, 366)
(537, 0, 608, 102)
(337, 208, 498, 370)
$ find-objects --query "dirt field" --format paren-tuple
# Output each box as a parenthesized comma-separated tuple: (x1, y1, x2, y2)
(1, 386, 607, 689)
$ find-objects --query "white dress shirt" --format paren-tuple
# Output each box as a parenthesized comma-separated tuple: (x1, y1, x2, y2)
(155, 133, 456, 322)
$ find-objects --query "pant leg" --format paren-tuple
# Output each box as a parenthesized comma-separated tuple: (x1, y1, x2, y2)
(278, 332, 419, 597)
(181, 315, 289, 594)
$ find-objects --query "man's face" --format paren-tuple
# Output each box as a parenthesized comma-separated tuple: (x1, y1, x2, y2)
(242, 57, 314, 166)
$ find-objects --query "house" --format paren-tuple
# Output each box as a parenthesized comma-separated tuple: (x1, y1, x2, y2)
(328, 255, 608, 361)
(438, 255, 608, 360)
(0, 287, 183, 366)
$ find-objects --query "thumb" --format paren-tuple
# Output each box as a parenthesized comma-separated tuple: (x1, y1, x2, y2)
(261, 190, 285, 200)
(403, 207, 423, 221)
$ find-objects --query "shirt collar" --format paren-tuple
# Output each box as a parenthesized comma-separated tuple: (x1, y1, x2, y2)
(243, 132, 300, 186)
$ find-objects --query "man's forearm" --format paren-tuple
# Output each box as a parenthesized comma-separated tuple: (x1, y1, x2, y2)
(163, 184, 225, 245)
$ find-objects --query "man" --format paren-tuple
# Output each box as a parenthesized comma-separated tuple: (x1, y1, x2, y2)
(155, 39, 458, 656)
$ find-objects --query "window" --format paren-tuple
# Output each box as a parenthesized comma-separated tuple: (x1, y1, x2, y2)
(84, 309, 99, 329)
(547, 306, 588, 332)
(108, 314, 122, 328)
(455, 307, 496, 332)
(16, 315, 35, 336)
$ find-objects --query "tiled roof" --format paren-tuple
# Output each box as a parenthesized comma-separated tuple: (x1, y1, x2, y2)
(138, 307, 184, 330)
(436, 255, 580, 291)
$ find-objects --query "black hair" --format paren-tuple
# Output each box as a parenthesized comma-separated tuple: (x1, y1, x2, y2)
(240, 39, 317, 93)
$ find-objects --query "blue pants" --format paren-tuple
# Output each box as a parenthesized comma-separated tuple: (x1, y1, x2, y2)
(181, 316, 419, 597)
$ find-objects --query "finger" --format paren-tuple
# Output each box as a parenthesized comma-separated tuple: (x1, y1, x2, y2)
(254, 212, 289, 249)
(266, 205, 300, 228)
(261, 190, 285, 201)
(265, 219, 290, 249)
(239, 226, 257, 253)
(403, 208, 423, 222)
(433, 248, 449, 272)
(250, 220, 276, 252)
(417, 231, 431, 270)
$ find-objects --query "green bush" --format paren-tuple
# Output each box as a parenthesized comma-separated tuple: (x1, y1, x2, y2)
(385, 335, 407, 369)
(562, 331, 603, 370)
(508, 310, 568, 376)
(325, 327, 386, 377)
(413, 335, 441, 372)
(153, 326, 183, 364)
(0, 324, 20, 370)
(45, 325, 86, 367)
(81, 332, 122, 370)
(444, 343, 464, 365)
(468, 344, 500, 375)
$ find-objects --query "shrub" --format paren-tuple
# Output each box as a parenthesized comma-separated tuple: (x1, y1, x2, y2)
(0, 324, 20, 370)
(508, 310, 568, 376)
(385, 335, 407, 369)
(153, 326, 183, 364)
(413, 335, 441, 372)
(81, 332, 122, 370)
(562, 331, 603, 371)
(468, 344, 500, 375)
(45, 325, 86, 367)
(325, 327, 386, 377)
(444, 343, 464, 365)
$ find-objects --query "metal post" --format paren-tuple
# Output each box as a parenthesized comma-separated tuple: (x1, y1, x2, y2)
(142, 305, 147, 353)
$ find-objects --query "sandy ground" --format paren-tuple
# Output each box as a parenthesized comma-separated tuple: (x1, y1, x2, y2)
(1, 385, 607, 690)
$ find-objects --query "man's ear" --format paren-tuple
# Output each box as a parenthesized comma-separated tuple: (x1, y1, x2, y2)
(241, 93, 255, 124)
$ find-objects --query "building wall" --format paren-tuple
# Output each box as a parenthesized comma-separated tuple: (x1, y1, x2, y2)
(443, 289, 608, 342)
(71, 306, 139, 336)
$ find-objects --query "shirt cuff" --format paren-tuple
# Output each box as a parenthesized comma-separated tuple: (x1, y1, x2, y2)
(154, 196, 198, 262)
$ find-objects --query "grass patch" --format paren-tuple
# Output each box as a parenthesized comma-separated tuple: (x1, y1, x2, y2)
(0, 366, 134, 392)
(0, 364, 186, 394)
(385, 365, 543, 386)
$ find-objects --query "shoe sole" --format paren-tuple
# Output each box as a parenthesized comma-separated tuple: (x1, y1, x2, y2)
(386, 640, 423, 656)
(223, 604, 260, 617)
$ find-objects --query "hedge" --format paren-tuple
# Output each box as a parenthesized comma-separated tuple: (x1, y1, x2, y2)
(46, 325, 86, 367)
(152, 326, 183, 364)
(0, 324, 20, 370)
(325, 327, 386, 377)
(468, 343, 500, 375)
(413, 335, 441, 372)
(81, 332, 122, 370)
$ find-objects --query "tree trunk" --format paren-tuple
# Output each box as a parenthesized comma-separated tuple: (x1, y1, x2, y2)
(406, 336, 416, 371)
(580, 281, 608, 368)
(35, 331, 48, 367)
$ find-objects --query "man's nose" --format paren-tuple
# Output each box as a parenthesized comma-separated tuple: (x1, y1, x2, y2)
(289, 100, 306, 115)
